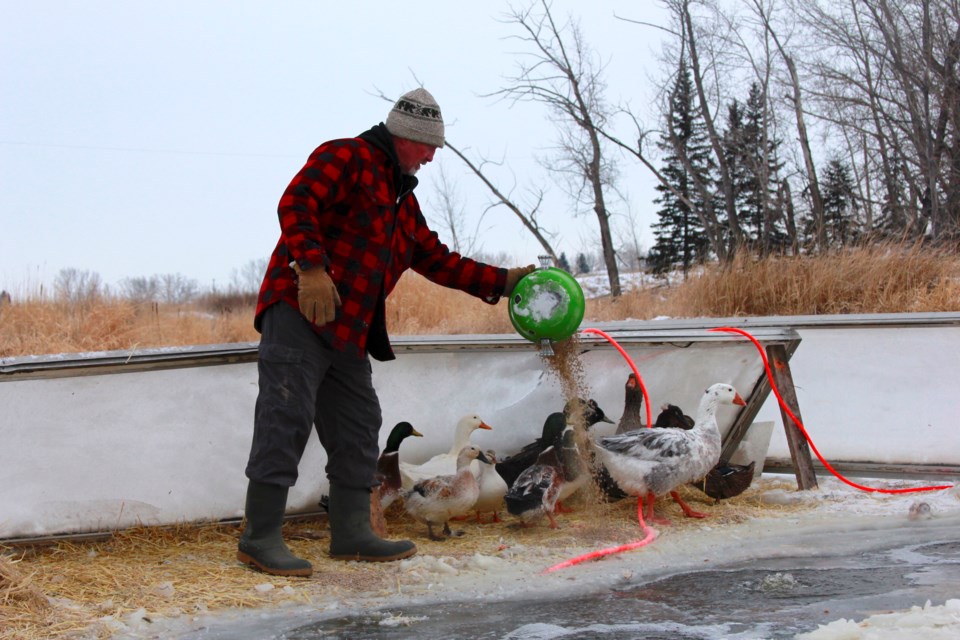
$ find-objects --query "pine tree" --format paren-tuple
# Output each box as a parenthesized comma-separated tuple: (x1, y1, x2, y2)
(650, 60, 712, 276)
(742, 83, 787, 254)
(575, 252, 591, 274)
(723, 84, 787, 255)
(557, 252, 572, 273)
(821, 159, 859, 246)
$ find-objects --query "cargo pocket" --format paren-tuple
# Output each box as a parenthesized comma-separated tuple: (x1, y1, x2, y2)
(257, 343, 306, 405)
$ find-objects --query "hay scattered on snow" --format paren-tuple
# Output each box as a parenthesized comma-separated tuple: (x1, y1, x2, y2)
(1, 478, 816, 639)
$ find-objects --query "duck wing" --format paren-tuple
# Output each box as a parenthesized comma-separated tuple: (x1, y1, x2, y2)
(693, 460, 756, 502)
(495, 440, 543, 488)
(599, 427, 695, 461)
(504, 463, 560, 516)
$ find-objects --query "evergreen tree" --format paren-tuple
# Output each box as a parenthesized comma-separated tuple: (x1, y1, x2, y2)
(557, 252, 572, 273)
(821, 159, 859, 246)
(742, 83, 787, 254)
(723, 83, 787, 255)
(650, 60, 712, 275)
(575, 252, 591, 274)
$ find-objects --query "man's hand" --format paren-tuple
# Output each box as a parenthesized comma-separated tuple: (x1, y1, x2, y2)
(292, 264, 341, 325)
(504, 264, 536, 296)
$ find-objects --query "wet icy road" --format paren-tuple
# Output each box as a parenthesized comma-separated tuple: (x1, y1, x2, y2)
(177, 533, 959, 640)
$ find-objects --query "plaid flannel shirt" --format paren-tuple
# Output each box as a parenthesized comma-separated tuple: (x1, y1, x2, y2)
(255, 124, 507, 361)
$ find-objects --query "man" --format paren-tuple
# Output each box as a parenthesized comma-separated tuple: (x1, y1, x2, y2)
(237, 87, 535, 577)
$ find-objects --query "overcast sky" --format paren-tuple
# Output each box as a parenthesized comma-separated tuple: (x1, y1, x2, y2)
(1, 1, 669, 294)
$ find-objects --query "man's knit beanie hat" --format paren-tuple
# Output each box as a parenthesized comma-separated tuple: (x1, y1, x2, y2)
(385, 88, 445, 148)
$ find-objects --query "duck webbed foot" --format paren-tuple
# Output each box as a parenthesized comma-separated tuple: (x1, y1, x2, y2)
(427, 523, 447, 541)
(644, 493, 672, 525)
(554, 500, 574, 514)
(669, 490, 708, 518)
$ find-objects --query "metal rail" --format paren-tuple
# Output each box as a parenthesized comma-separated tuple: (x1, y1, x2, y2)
(0, 323, 802, 380)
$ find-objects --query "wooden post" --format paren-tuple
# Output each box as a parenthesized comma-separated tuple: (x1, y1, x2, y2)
(766, 343, 818, 490)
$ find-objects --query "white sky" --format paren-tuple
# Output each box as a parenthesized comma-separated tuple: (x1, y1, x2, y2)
(0, 1, 669, 293)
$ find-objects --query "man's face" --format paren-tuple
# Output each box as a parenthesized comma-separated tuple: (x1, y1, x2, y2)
(394, 138, 438, 176)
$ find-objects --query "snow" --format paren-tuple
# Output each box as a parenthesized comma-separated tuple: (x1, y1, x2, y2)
(3, 269, 959, 638)
(100, 475, 960, 639)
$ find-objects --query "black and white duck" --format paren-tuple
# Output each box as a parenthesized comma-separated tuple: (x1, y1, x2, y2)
(652, 403, 757, 503)
(596, 383, 746, 525)
(402, 446, 491, 541)
(504, 446, 564, 529)
(565, 397, 616, 440)
(494, 412, 568, 489)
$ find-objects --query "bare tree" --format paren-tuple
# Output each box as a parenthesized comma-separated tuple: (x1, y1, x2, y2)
(118, 275, 160, 302)
(445, 142, 559, 263)
(229, 258, 268, 294)
(158, 273, 198, 304)
(54, 268, 104, 305)
(489, 0, 623, 295)
(743, 0, 827, 251)
(785, 0, 960, 242)
(428, 160, 487, 257)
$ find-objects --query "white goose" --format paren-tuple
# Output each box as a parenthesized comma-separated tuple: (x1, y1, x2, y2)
(399, 414, 492, 490)
(596, 383, 746, 525)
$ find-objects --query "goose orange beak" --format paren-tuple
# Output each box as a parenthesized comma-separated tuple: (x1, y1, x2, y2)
(478, 421, 493, 430)
(733, 393, 746, 406)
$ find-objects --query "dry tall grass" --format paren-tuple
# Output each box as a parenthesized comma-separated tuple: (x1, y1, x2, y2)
(2, 245, 958, 358)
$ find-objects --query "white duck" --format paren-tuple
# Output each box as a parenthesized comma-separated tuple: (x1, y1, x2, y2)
(471, 449, 508, 523)
(596, 383, 746, 525)
(399, 414, 492, 490)
(402, 446, 491, 540)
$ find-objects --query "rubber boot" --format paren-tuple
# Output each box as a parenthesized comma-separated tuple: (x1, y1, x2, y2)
(237, 480, 313, 577)
(328, 484, 417, 562)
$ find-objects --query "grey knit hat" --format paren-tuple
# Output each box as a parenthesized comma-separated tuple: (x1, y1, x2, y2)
(385, 88, 445, 148)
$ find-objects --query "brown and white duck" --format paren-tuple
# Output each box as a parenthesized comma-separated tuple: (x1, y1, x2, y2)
(402, 446, 491, 541)
(399, 414, 492, 490)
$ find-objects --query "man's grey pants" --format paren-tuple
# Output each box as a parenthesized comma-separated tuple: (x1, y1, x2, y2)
(245, 302, 382, 490)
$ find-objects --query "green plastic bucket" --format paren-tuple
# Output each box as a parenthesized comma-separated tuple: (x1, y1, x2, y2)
(508, 263, 585, 343)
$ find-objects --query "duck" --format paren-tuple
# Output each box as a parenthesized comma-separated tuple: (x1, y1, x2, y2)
(596, 383, 746, 525)
(555, 425, 591, 511)
(692, 459, 756, 503)
(651, 403, 756, 503)
(399, 414, 492, 490)
(375, 421, 423, 510)
(504, 446, 564, 529)
(653, 403, 694, 429)
(471, 449, 508, 523)
(494, 411, 568, 489)
(613, 373, 646, 435)
(593, 373, 647, 503)
(402, 446, 491, 540)
(565, 397, 616, 440)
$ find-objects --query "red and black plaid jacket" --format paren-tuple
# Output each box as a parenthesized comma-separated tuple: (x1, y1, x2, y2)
(255, 124, 507, 361)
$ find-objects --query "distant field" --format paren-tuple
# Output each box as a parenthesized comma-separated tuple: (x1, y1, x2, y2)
(2, 245, 958, 357)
